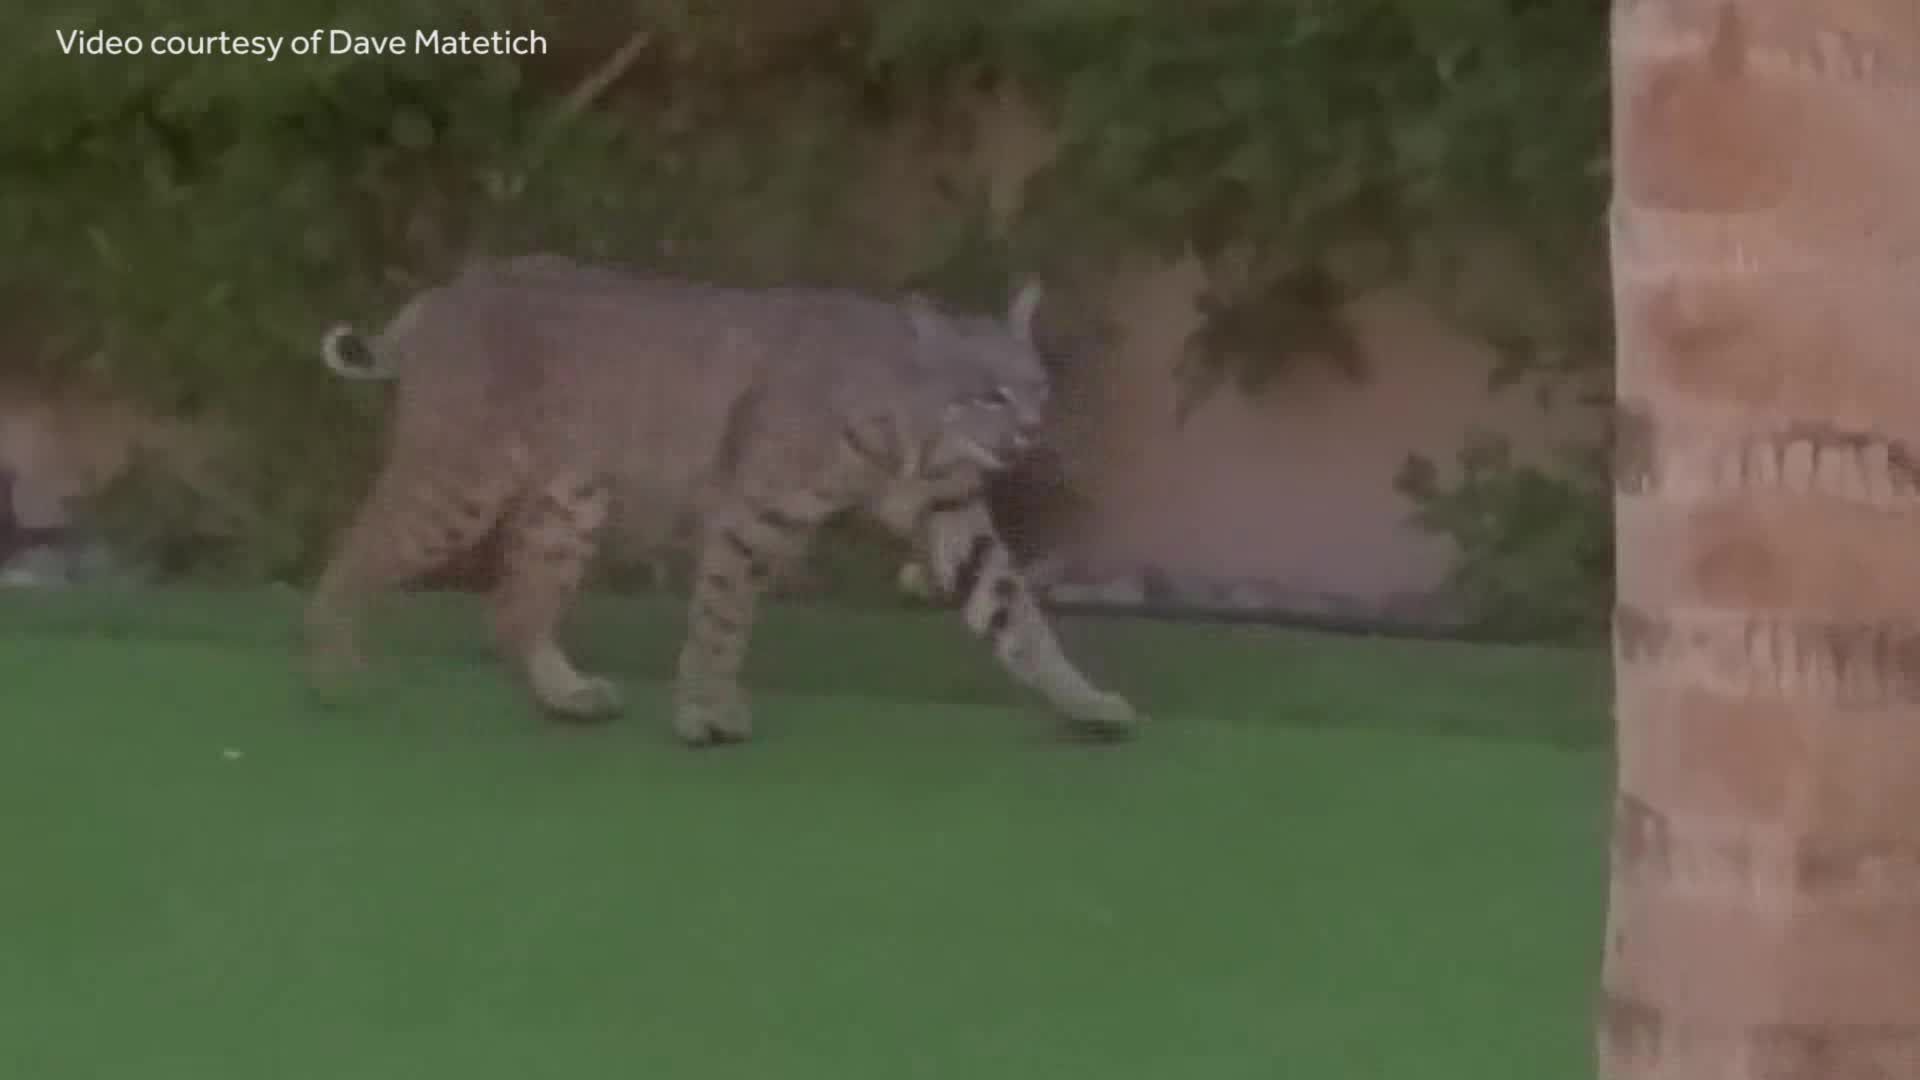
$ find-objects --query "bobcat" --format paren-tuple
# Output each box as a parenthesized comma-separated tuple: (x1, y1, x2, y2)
(306, 254, 1145, 746)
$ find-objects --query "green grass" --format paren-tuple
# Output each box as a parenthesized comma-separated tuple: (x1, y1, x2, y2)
(0, 587, 1612, 1079)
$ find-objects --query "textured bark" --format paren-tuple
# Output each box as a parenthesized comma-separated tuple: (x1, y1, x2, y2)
(1604, 1, 1920, 1077)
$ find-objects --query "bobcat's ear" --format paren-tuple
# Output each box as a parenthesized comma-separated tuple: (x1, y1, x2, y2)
(1007, 277, 1043, 348)
(906, 293, 944, 342)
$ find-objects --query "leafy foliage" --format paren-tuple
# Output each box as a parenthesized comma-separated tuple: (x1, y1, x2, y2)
(859, 0, 1611, 410)
(1396, 429, 1612, 642)
(0, 0, 1613, 616)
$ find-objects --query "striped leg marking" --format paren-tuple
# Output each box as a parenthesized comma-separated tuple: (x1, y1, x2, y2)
(304, 454, 523, 695)
(917, 494, 1142, 737)
(674, 494, 833, 746)
(492, 472, 619, 722)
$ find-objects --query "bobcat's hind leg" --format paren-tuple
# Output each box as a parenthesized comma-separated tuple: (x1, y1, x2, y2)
(491, 471, 618, 723)
(305, 454, 522, 694)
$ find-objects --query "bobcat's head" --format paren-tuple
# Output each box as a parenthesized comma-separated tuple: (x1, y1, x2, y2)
(905, 280, 1052, 473)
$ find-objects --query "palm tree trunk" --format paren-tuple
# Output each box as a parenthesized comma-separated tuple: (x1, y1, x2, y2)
(1604, 1, 1920, 1077)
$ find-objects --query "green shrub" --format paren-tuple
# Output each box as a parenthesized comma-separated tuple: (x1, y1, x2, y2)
(1396, 426, 1612, 642)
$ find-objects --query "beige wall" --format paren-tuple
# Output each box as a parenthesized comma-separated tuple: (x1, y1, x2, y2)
(0, 386, 138, 529)
(1046, 256, 1604, 607)
(0, 381, 227, 532)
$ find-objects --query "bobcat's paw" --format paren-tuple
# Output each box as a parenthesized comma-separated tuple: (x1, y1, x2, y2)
(538, 675, 625, 724)
(673, 687, 754, 747)
(896, 560, 937, 602)
(1061, 690, 1146, 741)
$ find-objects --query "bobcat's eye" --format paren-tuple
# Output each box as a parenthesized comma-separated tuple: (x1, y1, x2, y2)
(979, 386, 1013, 408)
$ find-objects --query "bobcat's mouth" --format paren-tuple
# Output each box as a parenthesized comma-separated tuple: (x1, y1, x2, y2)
(953, 426, 1036, 471)
(954, 438, 1009, 470)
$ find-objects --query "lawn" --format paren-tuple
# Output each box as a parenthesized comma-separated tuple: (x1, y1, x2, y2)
(0, 587, 1612, 1079)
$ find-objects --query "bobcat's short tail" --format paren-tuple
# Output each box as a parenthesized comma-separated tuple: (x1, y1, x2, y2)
(320, 323, 393, 381)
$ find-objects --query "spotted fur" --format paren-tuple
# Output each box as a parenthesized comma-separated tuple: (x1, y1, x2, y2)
(306, 254, 1143, 745)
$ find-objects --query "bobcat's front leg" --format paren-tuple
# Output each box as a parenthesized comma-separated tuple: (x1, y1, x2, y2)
(916, 497, 1143, 738)
(675, 499, 825, 746)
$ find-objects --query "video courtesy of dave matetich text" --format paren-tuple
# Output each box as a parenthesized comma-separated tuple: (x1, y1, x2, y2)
(54, 27, 549, 63)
